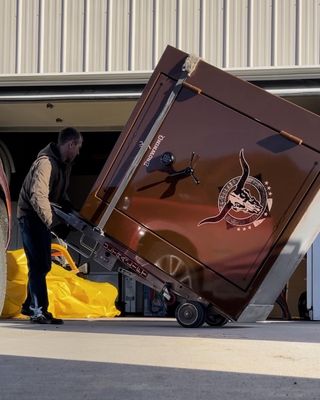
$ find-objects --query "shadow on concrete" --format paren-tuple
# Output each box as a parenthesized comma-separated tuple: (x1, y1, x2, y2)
(1, 318, 320, 344)
(0, 354, 318, 400)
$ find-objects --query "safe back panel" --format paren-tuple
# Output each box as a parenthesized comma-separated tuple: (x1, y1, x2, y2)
(80, 46, 320, 321)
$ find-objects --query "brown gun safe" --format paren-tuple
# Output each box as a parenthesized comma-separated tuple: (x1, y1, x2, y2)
(56, 46, 320, 327)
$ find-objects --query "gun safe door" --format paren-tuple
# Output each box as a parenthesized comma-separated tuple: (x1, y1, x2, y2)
(94, 73, 320, 291)
(79, 47, 320, 320)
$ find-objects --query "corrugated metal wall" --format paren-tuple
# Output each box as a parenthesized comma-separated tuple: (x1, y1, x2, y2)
(0, 0, 319, 74)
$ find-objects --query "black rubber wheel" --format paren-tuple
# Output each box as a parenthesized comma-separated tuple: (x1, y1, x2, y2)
(205, 305, 228, 327)
(175, 301, 205, 328)
(0, 198, 8, 315)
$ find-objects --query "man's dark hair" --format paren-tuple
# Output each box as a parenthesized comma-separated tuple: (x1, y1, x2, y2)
(58, 127, 82, 145)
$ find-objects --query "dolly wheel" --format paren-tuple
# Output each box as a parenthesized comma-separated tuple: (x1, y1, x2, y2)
(205, 304, 228, 327)
(175, 301, 205, 328)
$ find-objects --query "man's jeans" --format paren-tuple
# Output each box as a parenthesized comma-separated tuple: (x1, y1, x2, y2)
(18, 214, 51, 316)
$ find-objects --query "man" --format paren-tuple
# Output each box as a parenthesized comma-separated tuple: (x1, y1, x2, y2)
(17, 127, 83, 324)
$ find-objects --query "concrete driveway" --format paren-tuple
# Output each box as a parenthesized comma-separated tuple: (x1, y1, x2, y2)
(0, 318, 319, 399)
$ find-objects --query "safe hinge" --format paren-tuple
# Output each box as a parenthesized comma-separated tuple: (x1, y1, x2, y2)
(280, 130, 303, 145)
(182, 81, 202, 94)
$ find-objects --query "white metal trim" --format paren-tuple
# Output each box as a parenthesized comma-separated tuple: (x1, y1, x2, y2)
(0, 92, 141, 101)
(1, 65, 320, 87)
(307, 235, 320, 320)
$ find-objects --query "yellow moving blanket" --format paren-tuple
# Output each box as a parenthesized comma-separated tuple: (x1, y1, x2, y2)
(2, 249, 120, 319)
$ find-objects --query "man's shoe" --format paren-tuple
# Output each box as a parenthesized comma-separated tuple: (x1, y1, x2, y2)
(30, 314, 51, 324)
(43, 311, 64, 325)
(30, 313, 64, 325)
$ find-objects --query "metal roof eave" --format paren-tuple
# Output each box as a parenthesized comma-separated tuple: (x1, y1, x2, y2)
(1, 88, 320, 102)
(1, 65, 320, 87)
(0, 71, 152, 87)
(0, 67, 320, 100)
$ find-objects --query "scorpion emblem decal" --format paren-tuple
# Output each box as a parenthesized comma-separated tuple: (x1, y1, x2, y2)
(198, 149, 273, 230)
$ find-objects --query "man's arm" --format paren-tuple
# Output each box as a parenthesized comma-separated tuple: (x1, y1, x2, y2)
(29, 158, 54, 228)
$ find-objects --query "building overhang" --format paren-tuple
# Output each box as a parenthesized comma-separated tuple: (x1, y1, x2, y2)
(0, 67, 319, 132)
(1, 65, 320, 87)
